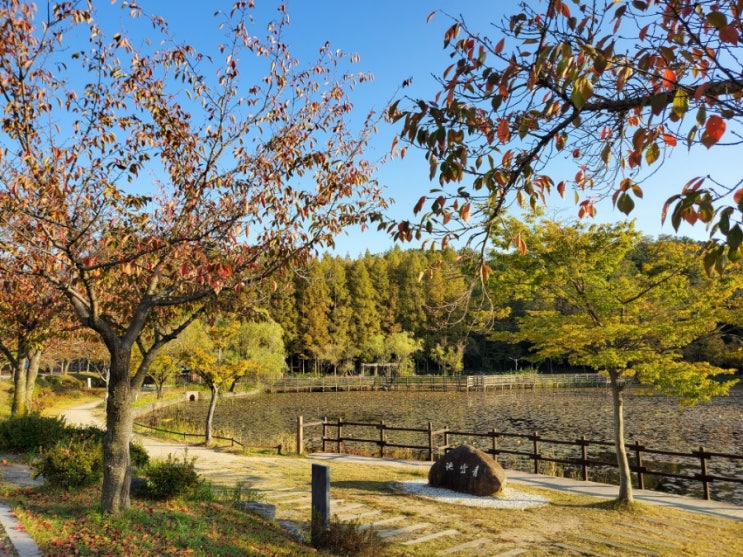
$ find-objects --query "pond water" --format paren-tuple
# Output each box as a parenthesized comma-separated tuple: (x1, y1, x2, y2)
(150, 387, 743, 503)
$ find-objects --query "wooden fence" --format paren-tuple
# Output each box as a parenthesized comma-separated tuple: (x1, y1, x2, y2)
(133, 422, 246, 449)
(268, 373, 613, 393)
(296, 416, 743, 502)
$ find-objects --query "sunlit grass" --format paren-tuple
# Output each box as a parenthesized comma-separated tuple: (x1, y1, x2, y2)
(7, 484, 317, 556)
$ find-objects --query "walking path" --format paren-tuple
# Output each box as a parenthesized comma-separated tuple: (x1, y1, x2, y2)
(0, 399, 740, 556)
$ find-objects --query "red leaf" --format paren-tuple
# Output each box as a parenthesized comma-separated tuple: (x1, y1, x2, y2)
(719, 24, 739, 45)
(413, 196, 426, 214)
(734, 188, 743, 205)
(702, 115, 726, 148)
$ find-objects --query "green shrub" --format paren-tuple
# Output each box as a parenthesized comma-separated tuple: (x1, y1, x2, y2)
(33, 438, 103, 490)
(139, 453, 202, 500)
(0, 414, 68, 452)
(37, 374, 82, 392)
(130, 440, 150, 471)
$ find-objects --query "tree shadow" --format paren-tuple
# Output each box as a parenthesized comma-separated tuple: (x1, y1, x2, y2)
(331, 480, 399, 494)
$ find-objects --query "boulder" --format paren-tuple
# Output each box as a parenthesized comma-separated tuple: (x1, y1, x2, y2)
(428, 444, 507, 496)
(235, 501, 276, 520)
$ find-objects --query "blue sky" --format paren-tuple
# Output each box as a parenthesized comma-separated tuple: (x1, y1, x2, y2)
(98, 1, 728, 255)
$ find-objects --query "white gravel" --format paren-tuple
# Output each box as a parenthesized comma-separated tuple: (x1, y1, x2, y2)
(394, 480, 549, 509)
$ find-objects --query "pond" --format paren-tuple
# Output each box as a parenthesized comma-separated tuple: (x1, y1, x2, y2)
(149, 387, 743, 503)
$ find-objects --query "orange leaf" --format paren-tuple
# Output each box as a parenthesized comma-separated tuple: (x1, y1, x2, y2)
(460, 202, 471, 222)
(557, 181, 566, 198)
(734, 188, 743, 205)
(662, 133, 677, 146)
(661, 67, 676, 89)
(497, 119, 510, 143)
(514, 233, 527, 255)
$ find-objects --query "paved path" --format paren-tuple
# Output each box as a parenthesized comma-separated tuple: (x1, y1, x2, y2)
(0, 399, 740, 556)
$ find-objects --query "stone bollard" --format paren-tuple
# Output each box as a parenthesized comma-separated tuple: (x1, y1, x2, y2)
(311, 463, 330, 545)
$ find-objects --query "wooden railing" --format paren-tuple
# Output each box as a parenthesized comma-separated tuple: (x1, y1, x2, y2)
(296, 416, 743, 502)
(268, 373, 613, 393)
(133, 422, 246, 450)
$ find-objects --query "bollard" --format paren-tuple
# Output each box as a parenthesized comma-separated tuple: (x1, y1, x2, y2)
(311, 463, 330, 545)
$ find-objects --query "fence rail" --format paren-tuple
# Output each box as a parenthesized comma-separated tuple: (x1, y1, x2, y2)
(296, 416, 743, 503)
(268, 373, 612, 393)
(133, 422, 246, 449)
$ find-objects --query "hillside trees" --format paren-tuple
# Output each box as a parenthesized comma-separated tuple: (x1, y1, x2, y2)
(389, 0, 743, 273)
(0, 1, 387, 513)
(490, 218, 738, 502)
(286, 249, 474, 374)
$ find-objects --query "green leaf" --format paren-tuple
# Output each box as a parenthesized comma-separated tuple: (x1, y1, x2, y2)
(571, 76, 594, 109)
(645, 142, 660, 165)
(672, 89, 689, 118)
(706, 12, 727, 29)
(616, 192, 635, 215)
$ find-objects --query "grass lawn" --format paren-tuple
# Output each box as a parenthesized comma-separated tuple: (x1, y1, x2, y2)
(4, 485, 318, 557)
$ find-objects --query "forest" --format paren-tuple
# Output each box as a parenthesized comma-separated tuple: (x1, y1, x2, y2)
(26, 218, 742, 389)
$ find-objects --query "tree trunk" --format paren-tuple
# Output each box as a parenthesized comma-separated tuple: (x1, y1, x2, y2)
(205, 383, 218, 446)
(23, 349, 41, 412)
(610, 371, 634, 503)
(100, 352, 135, 514)
(11, 359, 26, 417)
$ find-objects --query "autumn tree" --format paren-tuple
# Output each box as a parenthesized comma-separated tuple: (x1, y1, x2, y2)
(296, 259, 333, 373)
(390, 0, 743, 273)
(0, 2, 387, 513)
(383, 331, 423, 376)
(0, 271, 69, 415)
(347, 258, 382, 362)
(490, 218, 737, 502)
(232, 318, 287, 387)
(178, 319, 248, 445)
(431, 341, 465, 376)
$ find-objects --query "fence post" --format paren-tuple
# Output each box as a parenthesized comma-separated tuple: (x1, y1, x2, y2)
(379, 420, 385, 458)
(491, 428, 498, 463)
(533, 431, 540, 475)
(634, 440, 645, 490)
(698, 446, 711, 500)
(428, 421, 434, 461)
(337, 417, 344, 454)
(296, 416, 303, 455)
(321, 416, 327, 453)
(581, 435, 588, 481)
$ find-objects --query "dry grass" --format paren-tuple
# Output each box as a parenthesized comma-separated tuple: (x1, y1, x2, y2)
(302, 459, 743, 556)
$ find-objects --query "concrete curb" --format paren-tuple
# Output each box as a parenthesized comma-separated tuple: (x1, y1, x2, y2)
(0, 504, 42, 557)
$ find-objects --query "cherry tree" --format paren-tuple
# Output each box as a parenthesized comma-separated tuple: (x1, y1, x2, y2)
(0, 270, 69, 415)
(0, 1, 387, 513)
(390, 0, 743, 274)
